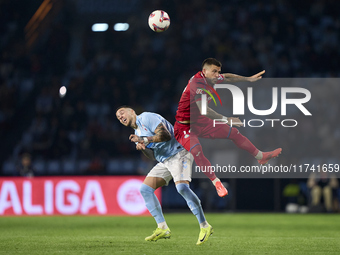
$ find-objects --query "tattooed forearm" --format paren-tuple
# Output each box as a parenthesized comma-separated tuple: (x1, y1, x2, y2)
(146, 123, 171, 143)
(222, 73, 248, 82)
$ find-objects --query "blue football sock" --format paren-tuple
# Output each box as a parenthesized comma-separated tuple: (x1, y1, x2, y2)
(176, 183, 206, 224)
(140, 184, 165, 224)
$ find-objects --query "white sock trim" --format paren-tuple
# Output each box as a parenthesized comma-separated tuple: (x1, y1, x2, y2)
(200, 221, 209, 228)
(212, 178, 220, 186)
(255, 151, 263, 160)
(158, 221, 168, 230)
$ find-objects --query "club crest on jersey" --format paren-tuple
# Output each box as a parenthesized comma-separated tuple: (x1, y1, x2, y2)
(198, 87, 223, 106)
(196, 88, 203, 94)
(141, 125, 148, 131)
(184, 134, 190, 138)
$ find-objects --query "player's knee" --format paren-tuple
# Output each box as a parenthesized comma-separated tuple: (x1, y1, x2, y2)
(228, 127, 241, 140)
(190, 144, 203, 157)
(176, 183, 190, 196)
(140, 184, 154, 197)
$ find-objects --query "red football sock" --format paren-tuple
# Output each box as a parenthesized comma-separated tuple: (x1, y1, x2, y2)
(190, 144, 217, 181)
(228, 127, 259, 157)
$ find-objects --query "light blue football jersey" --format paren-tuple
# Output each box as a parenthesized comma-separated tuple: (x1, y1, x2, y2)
(135, 112, 183, 163)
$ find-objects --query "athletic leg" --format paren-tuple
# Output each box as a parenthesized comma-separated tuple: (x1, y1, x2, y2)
(174, 121, 228, 197)
(228, 127, 259, 156)
(189, 143, 216, 180)
(175, 181, 207, 226)
(166, 151, 207, 224)
(175, 181, 213, 245)
(141, 177, 168, 229)
(141, 164, 172, 241)
(174, 122, 217, 180)
(189, 144, 228, 197)
(197, 118, 282, 164)
(228, 127, 282, 164)
(166, 149, 213, 245)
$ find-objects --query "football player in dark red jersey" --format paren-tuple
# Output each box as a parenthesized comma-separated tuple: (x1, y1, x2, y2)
(174, 58, 282, 197)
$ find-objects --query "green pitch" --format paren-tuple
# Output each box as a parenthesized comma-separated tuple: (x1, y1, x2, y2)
(1, 213, 339, 254)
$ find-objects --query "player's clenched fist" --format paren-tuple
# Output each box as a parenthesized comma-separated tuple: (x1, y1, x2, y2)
(136, 142, 146, 150)
(129, 134, 143, 143)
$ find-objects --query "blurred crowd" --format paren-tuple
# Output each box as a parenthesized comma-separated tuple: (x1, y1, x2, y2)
(0, 0, 33, 135)
(1, 0, 340, 180)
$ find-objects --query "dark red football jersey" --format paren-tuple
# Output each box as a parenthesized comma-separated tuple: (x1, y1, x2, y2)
(175, 71, 224, 122)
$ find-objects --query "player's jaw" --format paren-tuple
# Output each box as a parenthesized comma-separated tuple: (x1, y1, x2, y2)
(119, 115, 131, 127)
(121, 116, 130, 126)
(206, 77, 218, 85)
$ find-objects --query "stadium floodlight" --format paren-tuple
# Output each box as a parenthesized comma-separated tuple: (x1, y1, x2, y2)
(92, 23, 109, 32)
(113, 23, 129, 31)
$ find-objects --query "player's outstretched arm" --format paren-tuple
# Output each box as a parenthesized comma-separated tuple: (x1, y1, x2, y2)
(129, 123, 171, 147)
(195, 99, 243, 127)
(222, 70, 265, 82)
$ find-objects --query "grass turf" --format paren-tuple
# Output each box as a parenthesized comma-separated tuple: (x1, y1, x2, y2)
(0, 213, 339, 255)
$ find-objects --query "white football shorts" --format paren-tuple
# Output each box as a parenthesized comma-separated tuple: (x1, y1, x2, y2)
(146, 149, 193, 185)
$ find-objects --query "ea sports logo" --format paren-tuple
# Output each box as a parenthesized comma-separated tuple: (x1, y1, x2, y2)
(117, 179, 147, 215)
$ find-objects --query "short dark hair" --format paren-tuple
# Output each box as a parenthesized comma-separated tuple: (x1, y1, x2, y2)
(202, 58, 222, 69)
(115, 105, 134, 113)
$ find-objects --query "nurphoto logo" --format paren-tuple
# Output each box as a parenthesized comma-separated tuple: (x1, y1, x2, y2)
(199, 84, 312, 128)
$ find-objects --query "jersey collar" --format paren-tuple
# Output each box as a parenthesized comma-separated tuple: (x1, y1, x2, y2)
(134, 115, 142, 130)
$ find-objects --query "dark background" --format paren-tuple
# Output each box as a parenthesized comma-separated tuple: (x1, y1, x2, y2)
(0, 0, 339, 211)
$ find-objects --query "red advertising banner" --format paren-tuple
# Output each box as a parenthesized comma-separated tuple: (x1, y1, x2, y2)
(0, 176, 161, 216)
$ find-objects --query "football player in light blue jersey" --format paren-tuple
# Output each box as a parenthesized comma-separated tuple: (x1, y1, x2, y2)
(116, 106, 213, 245)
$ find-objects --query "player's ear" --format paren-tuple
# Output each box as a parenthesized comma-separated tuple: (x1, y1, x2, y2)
(202, 64, 209, 75)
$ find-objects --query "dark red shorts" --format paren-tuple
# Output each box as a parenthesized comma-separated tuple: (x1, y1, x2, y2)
(174, 117, 233, 152)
